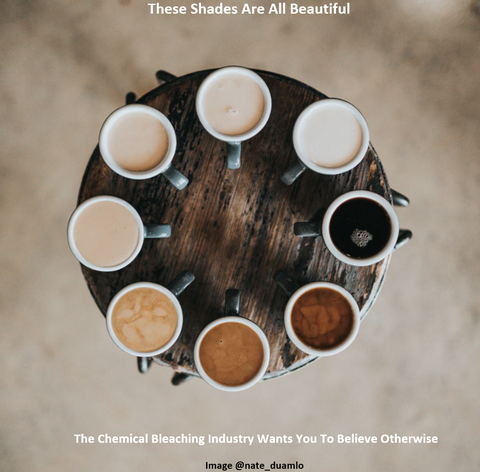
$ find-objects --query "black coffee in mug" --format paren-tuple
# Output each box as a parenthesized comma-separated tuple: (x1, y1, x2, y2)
(329, 197, 392, 259)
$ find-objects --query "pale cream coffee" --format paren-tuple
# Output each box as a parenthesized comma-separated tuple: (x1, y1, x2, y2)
(202, 72, 265, 136)
(111, 287, 178, 353)
(107, 111, 169, 171)
(296, 101, 362, 168)
(73, 200, 139, 268)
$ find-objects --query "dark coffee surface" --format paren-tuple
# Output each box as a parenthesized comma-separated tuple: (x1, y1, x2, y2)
(329, 197, 391, 259)
(199, 322, 264, 387)
(291, 288, 354, 350)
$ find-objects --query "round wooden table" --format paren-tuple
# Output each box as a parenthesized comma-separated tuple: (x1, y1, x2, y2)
(78, 69, 394, 381)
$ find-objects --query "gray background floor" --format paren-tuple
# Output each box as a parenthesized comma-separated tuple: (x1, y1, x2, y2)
(1, 0, 479, 470)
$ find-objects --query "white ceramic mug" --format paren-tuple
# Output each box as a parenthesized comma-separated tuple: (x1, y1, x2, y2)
(67, 195, 171, 272)
(274, 272, 360, 357)
(196, 67, 272, 169)
(281, 99, 370, 185)
(99, 104, 188, 189)
(194, 289, 270, 392)
(294, 190, 400, 267)
(106, 272, 194, 357)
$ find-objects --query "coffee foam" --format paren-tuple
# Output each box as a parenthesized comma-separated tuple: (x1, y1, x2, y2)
(112, 287, 178, 353)
(107, 111, 168, 171)
(73, 200, 139, 268)
(291, 287, 354, 350)
(199, 322, 264, 386)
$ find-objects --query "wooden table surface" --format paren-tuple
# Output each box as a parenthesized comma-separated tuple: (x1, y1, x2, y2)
(78, 69, 392, 380)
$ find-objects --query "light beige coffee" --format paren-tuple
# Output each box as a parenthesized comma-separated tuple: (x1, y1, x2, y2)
(111, 287, 178, 353)
(73, 200, 139, 268)
(297, 101, 362, 168)
(107, 111, 169, 171)
(199, 322, 264, 386)
(202, 72, 265, 136)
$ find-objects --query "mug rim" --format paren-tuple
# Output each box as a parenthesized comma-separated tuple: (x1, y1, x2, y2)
(293, 98, 370, 175)
(99, 104, 177, 180)
(67, 195, 144, 272)
(194, 316, 270, 392)
(195, 66, 272, 143)
(322, 190, 400, 267)
(106, 281, 184, 357)
(284, 281, 360, 357)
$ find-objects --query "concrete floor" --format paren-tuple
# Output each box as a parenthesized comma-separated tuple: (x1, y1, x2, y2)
(1, 0, 480, 470)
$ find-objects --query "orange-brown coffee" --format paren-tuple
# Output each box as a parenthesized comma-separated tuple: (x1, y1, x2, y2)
(291, 288, 354, 350)
(199, 322, 264, 386)
(111, 287, 178, 353)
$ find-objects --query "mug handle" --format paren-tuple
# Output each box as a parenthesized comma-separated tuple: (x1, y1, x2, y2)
(225, 288, 240, 316)
(227, 142, 241, 170)
(280, 160, 307, 186)
(162, 164, 189, 191)
(294, 222, 322, 238)
(144, 224, 171, 239)
(394, 229, 412, 250)
(167, 270, 195, 297)
(155, 70, 177, 85)
(125, 92, 137, 105)
(391, 189, 410, 207)
(273, 271, 300, 298)
(137, 357, 152, 374)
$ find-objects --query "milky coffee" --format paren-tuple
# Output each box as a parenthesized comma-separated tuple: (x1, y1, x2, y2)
(199, 322, 264, 386)
(296, 101, 363, 168)
(73, 199, 139, 268)
(202, 72, 265, 136)
(111, 287, 178, 353)
(107, 111, 169, 172)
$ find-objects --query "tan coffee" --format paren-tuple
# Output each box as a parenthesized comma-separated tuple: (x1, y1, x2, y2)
(291, 287, 354, 350)
(111, 287, 178, 353)
(73, 200, 139, 268)
(107, 111, 169, 171)
(199, 322, 264, 386)
(202, 72, 265, 136)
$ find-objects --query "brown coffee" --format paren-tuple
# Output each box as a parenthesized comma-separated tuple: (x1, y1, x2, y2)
(291, 288, 354, 350)
(111, 287, 178, 353)
(199, 322, 264, 386)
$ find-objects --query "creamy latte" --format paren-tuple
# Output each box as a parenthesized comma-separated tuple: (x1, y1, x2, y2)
(111, 287, 178, 353)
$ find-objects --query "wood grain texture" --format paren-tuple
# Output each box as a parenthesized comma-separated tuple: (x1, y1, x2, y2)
(77, 69, 392, 379)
